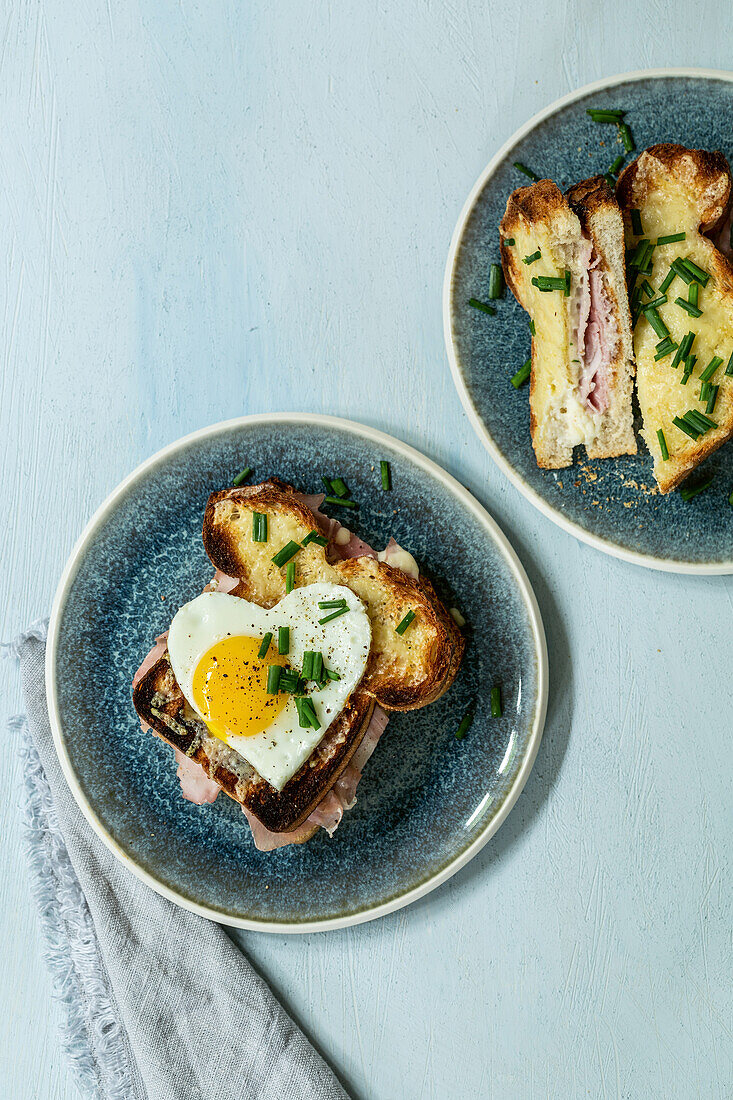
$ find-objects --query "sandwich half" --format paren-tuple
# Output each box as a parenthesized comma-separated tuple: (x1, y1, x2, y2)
(133, 480, 464, 848)
(501, 177, 636, 468)
(616, 143, 733, 493)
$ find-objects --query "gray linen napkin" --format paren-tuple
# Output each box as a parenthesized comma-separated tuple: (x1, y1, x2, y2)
(6, 624, 349, 1100)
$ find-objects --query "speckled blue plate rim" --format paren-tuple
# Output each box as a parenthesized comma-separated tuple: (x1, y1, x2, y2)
(444, 67, 733, 576)
(46, 413, 548, 934)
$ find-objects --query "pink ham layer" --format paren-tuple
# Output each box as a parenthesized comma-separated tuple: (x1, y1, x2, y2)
(131, 495, 420, 848)
(573, 245, 613, 415)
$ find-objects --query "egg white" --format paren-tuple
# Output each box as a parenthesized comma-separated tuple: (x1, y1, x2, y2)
(166, 584, 372, 791)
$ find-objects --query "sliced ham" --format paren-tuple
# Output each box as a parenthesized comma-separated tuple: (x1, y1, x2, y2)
(377, 537, 419, 580)
(132, 632, 168, 691)
(574, 246, 614, 415)
(173, 748, 221, 805)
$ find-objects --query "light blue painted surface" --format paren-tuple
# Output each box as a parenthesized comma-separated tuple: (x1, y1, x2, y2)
(1, 4, 730, 1098)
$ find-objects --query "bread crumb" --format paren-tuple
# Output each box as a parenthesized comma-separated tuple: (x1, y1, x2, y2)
(449, 608, 466, 628)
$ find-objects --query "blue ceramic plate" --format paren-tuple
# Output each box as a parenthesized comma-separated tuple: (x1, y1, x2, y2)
(47, 415, 547, 932)
(445, 68, 733, 574)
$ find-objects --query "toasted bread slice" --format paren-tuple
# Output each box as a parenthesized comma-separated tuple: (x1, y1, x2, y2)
(202, 481, 465, 710)
(501, 178, 636, 467)
(617, 144, 733, 493)
(133, 652, 375, 833)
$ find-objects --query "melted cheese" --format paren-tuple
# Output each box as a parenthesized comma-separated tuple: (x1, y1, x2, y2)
(631, 177, 733, 478)
(512, 224, 595, 458)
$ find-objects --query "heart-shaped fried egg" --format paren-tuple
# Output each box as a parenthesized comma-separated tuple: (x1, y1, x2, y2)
(167, 584, 371, 790)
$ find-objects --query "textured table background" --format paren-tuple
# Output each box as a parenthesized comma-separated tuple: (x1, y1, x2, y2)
(2, 4, 731, 1098)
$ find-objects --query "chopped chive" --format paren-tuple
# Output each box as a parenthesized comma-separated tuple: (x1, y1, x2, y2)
(513, 161, 540, 181)
(671, 258, 693, 284)
(395, 610, 416, 635)
(654, 337, 677, 361)
(325, 667, 341, 682)
(380, 460, 391, 490)
(680, 477, 713, 502)
(688, 281, 699, 308)
(680, 258, 710, 286)
(725, 351, 733, 377)
(278, 669, 301, 694)
(322, 476, 334, 494)
(629, 239, 651, 269)
(564, 269, 571, 296)
(285, 560, 295, 594)
(266, 665, 282, 695)
(672, 415, 700, 440)
(278, 626, 290, 655)
(671, 331, 695, 369)
(490, 685, 502, 718)
(700, 381, 711, 402)
(630, 209, 644, 235)
(301, 530, 328, 548)
(324, 495, 357, 508)
(643, 295, 667, 312)
(699, 356, 723, 382)
(531, 275, 567, 292)
(271, 540, 301, 567)
(318, 598, 347, 609)
(686, 409, 717, 432)
(311, 651, 323, 683)
(318, 606, 350, 625)
(511, 359, 531, 389)
(529, 319, 536, 336)
(618, 122, 635, 152)
(258, 632, 273, 659)
(253, 512, 268, 543)
(232, 466, 251, 487)
(706, 384, 720, 415)
(329, 477, 349, 498)
(608, 154, 625, 175)
(295, 697, 311, 728)
(681, 355, 696, 384)
(657, 232, 686, 245)
(657, 429, 669, 461)
(675, 296, 702, 317)
(503, 237, 515, 246)
(644, 308, 669, 339)
(586, 108, 626, 123)
(522, 250, 541, 265)
(659, 267, 677, 294)
(681, 411, 706, 434)
(729, 489, 733, 506)
(301, 651, 314, 680)
(302, 698, 321, 729)
(455, 708, 475, 741)
(641, 279, 655, 299)
(489, 263, 505, 298)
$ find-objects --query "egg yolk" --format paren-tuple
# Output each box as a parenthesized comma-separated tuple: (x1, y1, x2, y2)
(191, 635, 289, 739)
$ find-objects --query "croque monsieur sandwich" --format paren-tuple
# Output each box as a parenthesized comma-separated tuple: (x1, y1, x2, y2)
(500, 176, 636, 468)
(617, 144, 733, 493)
(133, 479, 464, 851)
